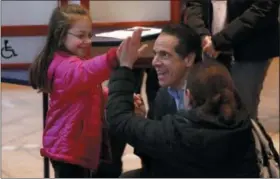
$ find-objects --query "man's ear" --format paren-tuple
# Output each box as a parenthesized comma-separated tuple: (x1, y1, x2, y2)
(184, 52, 196, 67)
(185, 89, 190, 98)
(184, 89, 193, 109)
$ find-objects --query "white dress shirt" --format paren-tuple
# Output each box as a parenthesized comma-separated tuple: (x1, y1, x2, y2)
(211, 0, 228, 34)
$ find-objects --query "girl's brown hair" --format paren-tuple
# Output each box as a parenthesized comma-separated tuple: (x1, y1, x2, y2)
(186, 61, 242, 122)
(29, 4, 90, 93)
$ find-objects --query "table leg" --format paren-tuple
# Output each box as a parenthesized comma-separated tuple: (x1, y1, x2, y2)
(145, 68, 159, 109)
(43, 93, 50, 178)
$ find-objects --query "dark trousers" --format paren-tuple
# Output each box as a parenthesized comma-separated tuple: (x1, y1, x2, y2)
(231, 59, 272, 120)
(216, 54, 233, 72)
(120, 168, 142, 178)
(51, 160, 91, 178)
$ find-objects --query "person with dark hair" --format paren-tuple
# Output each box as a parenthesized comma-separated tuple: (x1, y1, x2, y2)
(183, 0, 279, 121)
(144, 23, 203, 119)
(148, 24, 202, 119)
(29, 4, 144, 177)
(88, 24, 200, 177)
(123, 24, 203, 177)
(106, 48, 260, 177)
(29, 4, 119, 178)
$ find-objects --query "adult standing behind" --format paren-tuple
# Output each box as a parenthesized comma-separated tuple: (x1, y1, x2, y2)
(106, 28, 260, 176)
(183, 0, 279, 121)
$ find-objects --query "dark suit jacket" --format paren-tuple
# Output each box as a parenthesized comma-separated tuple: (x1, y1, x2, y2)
(183, 0, 279, 61)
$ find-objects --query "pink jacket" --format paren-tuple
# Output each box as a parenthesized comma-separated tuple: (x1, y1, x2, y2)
(40, 48, 117, 170)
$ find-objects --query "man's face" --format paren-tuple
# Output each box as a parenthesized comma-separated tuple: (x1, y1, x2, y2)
(152, 33, 189, 88)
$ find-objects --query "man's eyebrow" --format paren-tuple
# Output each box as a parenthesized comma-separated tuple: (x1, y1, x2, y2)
(152, 50, 172, 57)
(158, 50, 172, 55)
(80, 30, 89, 33)
(74, 29, 90, 33)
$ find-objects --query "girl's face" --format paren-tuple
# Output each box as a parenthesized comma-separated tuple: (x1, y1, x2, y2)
(64, 15, 93, 58)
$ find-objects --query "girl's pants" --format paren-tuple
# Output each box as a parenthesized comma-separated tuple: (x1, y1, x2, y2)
(51, 160, 91, 178)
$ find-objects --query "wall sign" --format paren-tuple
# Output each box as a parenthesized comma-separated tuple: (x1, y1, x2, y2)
(1, 39, 18, 60)
(1, 36, 46, 64)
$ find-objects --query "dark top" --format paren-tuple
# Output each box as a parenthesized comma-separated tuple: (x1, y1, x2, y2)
(184, 0, 279, 61)
(106, 67, 260, 177)
(137, 87, 177, 172)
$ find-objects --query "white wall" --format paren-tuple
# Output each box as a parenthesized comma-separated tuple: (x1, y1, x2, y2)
(68, 0, 80, 5)
(1, 37, 46, 64)
(1, 1, 169, 64)
(90, 1, 170, 22)
(2, 0, 171, 25)
(2, 1, 57, 25)
(1, 1, 53, 63)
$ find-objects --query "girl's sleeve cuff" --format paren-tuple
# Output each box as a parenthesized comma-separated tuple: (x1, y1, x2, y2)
(106, 48, 119, 69)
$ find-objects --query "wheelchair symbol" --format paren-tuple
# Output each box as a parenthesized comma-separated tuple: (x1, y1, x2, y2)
(1, 40, 18, 59)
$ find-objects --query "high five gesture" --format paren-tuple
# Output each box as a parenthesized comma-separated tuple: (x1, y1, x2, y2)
(117, 28, 148, 69)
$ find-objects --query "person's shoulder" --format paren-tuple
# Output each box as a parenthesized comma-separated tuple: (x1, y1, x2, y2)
(52, 52, 84, 73)
(54, 51, 81, 63)
(156, 87, 169, 97)
(171, 110, 193, 126)
(155, 87, 175, 104)
(48, 53, 82, 79)
(158, 112, 193, 141)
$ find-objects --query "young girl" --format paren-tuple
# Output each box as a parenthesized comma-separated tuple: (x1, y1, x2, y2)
(29, 4, 120, 178)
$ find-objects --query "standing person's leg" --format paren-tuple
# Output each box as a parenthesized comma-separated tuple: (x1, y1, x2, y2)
(51, 160, 90, 178)
(231, 59, 272, 120)
(93, 134, 126, 178)
(216, 54, 233, 72)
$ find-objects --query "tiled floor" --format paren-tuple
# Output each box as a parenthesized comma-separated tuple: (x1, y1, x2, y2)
(1, 58, 279, 178)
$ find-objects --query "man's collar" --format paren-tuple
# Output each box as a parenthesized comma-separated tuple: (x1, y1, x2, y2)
(167, 80, 187, 99)
(168, 80, 187, 91)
